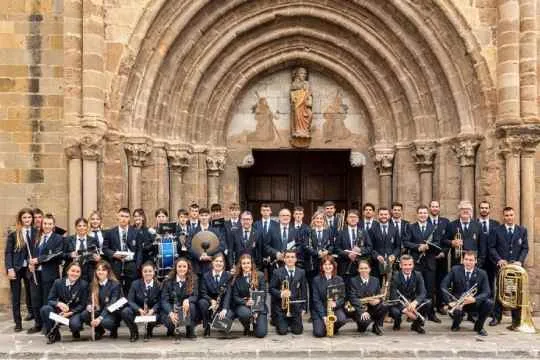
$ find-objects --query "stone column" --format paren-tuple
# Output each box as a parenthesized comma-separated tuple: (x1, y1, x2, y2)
(65, 143, 82, 232)
(411, 141, 437, 205)
(519, 0, 538, 123)
(452, 137, 481, 205)
(80, 135, 103, 217)
(371, 146, 395, 208)
(166, 145, 191, 215)
(206, 149, 227, 206)
(125, 140, 152, 211)
(499, 134, 522, 222)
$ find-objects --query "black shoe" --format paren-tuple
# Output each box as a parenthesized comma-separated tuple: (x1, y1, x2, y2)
(147, 325, 154, 338)
(72, 331, 80, 339)
(393, 320, 401, 331)
(110, 328, 118, 339)
(27, 326, 42, 334)
(411, 324, 425, 334)
(488, 318, 500, 327)
(204, 325, 211, 337)
(372, 324, 383, 336)
(24, 314, 34, 322)
(129, 330, 139, 342)
(47, 330, 61, 344)
(451, 325, 460, 332)
(95, 327, 105, 340)
(477, 328, 488, 336)
(14, 324, 23, 332)
(438, 307, 448, 315)
(429, 314, 442, 323)
(506, 324, 518, 331)
(166, 329, 174, 337)
(186, 328, 196, 339)
(467, 313, 476, 323)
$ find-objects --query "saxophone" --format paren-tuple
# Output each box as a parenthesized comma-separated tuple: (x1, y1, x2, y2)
(326, 296, 337, 337)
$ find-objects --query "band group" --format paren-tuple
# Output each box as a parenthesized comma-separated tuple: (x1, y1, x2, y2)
(4, 199, 528, 343)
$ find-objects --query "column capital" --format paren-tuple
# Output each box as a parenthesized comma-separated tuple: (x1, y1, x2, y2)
(410, 140, 437, 173)
(166, 143, 192, 170)
(452, 135, 482, 167)
(206, 148, 227, 177)
(124, 138, 153, 167)
(64, 138, 81, 160)
(497, 124, 540, 158)
(80, 134, 104, 161)
(370, 145, 395, 176)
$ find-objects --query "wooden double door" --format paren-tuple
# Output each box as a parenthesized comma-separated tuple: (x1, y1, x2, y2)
(239, 150, 362, 222)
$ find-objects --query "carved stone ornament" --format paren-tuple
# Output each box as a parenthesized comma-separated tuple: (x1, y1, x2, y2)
(452, 137, 481, 167)
(349, 151, 367, 167)
(371, 146, 395, 176)
(166, 144, 192, 170)
(206, 148, 227, 176)
(497, 124, 540, 158)
(411, 140, 437, 173)
(238, 152, 255, 168)
(124, 139, 153, 167)
(63, 138, 81, 160)
(80, 134, 104, 161)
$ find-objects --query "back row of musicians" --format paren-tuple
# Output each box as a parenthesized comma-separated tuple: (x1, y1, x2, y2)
(5, 199, 527, 342)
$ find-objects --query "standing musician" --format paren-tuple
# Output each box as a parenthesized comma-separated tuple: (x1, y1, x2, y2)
(291, 206, 310, 269)
(224, 203, 241, 268)
(347, 260, 386, 335)
(63, 217, 98, 283)
(391, 202, 410, 255)
(224, 254, 268, 338)
(33, 208, 44, 231)
(80, 261, 122, 340)
(40, 262, 88, 344)
(189, 207, 227, 275)
(264, 208, 295, 268)
(198, 253, 231, 337)
(404, 205, 440, 323)
(121, 261, 161, 342)
(360, 203, 378, 231)
(441, 251, 492, 336)
(428, 200, 450, 315)
(369, 207, 400, 283)
(269, 250, 307, 335)
(322, 201, 338, 241)
(388, 255, 428, 334)
(175, 209, 191, 260)
(187, 203, 200, 234)
(28, 213, 64, 334)
(311, 255, 347, 337)
(488, 206, 528, 329)
(160, 258, 198, 338)
(132, 208, 155, 265)
(253, 203, 279, 240)
(88, 210, 105, 258)
(335, 209, 372, 284)
(477, 200, 500, 292)
(5, 208, 36, 332)
(103, 207, 142, 295)
(231, 211, 264, 269)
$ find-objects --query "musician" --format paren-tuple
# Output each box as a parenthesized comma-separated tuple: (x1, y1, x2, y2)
(40, 262, 89, 344)
(441, 251, 492, 336)
(160, 258, 198, 338)
(477, 200, 500, 291)
(291, 206, 310, 269)
(264, 208, 297, 271)
(198, 253, 231, 337)
(5, 208, 37, 332)
(132, 208, 155, 265)
(388, 255, 428, 334)
(253, 203, 279, 240)
(231, 211, 264, 269)
(189, 207, 227, 274)
(428, 200, 450, 315)
(347, 260, 385, 335)
(360, 203, 378, 231)
(311, 255, 347, 337)
(80, 260, 122, 340)
(270, 250, 307, 335)
(391, 202, 410, 255)
(488, 206, 528, 329)
(187, 203, 200, 234)
(404, 205, 440, 323)
(323, 201, 338, 240)
(63, 217, 99, 282)
(103, 207, 142, 295)
(121, 261, 161, 342)
(335, 209, 373, 283)
(33, 208, 44, 230)
(27, 213, 64, 334)
(369, 207, 400, 282)
(224, 203, 241, 268)
(210, 203, 227, 242)
(224, 254, 268, 338)
(88, 210, 105, 257)
(175, 209, 191, 259)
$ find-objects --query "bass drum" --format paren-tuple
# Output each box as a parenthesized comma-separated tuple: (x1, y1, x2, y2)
(156, 234, 178, 279)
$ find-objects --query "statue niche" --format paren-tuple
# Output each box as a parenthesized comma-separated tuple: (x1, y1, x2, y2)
(290, 67, 313, 147)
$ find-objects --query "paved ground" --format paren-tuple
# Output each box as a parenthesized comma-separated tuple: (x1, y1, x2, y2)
(0, 314, 538, 359)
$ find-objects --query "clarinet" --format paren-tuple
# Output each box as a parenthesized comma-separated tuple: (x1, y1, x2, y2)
(47, 285, 80, 342)
(24, 230, 38, 285)
(143, 294, 149, 341)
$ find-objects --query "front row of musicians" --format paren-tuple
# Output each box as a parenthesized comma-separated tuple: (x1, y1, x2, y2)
(38, 249, 492, 343)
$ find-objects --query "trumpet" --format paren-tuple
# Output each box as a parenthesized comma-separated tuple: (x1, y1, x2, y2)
(396, 289, 426, 323)
(345, 293, 385, 312)
(454, 228, 463, 263)
(281, 279, 291, 317)
(444, 284, 478, 316)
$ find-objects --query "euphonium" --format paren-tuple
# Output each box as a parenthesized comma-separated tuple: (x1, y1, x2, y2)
(498, 263, 537, 333)
(326, 298, 337, 337)
(281, 279, 291, 317)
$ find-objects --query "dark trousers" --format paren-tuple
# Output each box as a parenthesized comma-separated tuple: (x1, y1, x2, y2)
(482, 261, 496, 295)
(451, 299, 493, 330)
(491, 268, 520, 325)
(159, 302, 198, 333)
(312, 307, 347, 337)
(80, 310, 120, 332)
(29, 271, 55, 327)
(121, 307, 158, 333)
(353, 303, 386, 332)
(197, 298, 213, 328)
(435, 257, 448, 309)
(230, 305, 267, 338)
(9, 267, 31, 325)
(112, 260, 136, 296)
(306, 272, 317, 313)
(389, 304, 427, 329)
(40, 305, 83, 334)
(273, 308, 303, 335)
(418, 266, 436, 316)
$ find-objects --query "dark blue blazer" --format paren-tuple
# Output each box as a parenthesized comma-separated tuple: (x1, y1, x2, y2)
(253, 218, 279, 244)
(369, 222, 401, 260)
(311, 275, 345, 320)
(404, 222, 439, 271)
(269, 267, 307, 312)
(199, 270, 231, 305)
(188, 226, 227, 273)
(92, 279, 122, 318)
(445, 220, 487, 266)
(225, 271, 267, 314)
(224, 219, 241, 265)
(428, 216, 450, 248)
(4, 228, 37, 271)
(389, 270, 426, 303)
(103, 226, 142, 268)
(348, 275, 381, 311)
(47, 277, 89, 314)
(33, 232, 64, 282)
(127, 278, 161, 313)
(489, 224, 528, 264)
(63, 235, 99, 281)
(160, 275, 199, 315)
(302, 228, 333, 273)
(231, 227, 263, 267)
(264, 224, 299, 259)
(335, 227, 372, 276)
(440, 265, 490, 304)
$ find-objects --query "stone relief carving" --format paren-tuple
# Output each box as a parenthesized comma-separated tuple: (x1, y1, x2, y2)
(124, 139, 153, 167)
(239, 152, 255, 168)
(411, 140, 437, 173)
(166, 144, 192, 170)
(290, 67, 313, 139)
(247, 95, 280, 143)
(206, 148, 227, 176)
(323, 91, 351, 143)
(452, 137, 480, 167)
(350, 151, 367, 167)
(80, 134, 104, 161)
(371, 146, 395, 176)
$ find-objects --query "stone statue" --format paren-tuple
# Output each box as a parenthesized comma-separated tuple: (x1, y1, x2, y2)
(290, 67, 313, 138)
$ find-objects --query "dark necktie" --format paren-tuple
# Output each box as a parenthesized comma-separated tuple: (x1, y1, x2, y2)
(214, 274, 220, 286)
(317, 231, 322, 243)
(366, 221, 371, 230)
(465, 271, 471, 289)
(39, 235, 48, 256)
(263, 221, 268, 233)
(121, 230, 127, 251)
(282, 227, 288, 245)
(289, 270, 294, 281)
(421, 225, 425, 235)
(243, 230, 249, 245)
(463, 223, 469, 232)
(25, 230, 31, 244)
(482, 221, 487, 234)
(351, 229, 356, 248)
(382, 224, 387, 237)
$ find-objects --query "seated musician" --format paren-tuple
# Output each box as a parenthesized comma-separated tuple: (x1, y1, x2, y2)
(160, 258, 198, 339)
(40, 262, 88, 344)
(441, 250, 492, 336)
(121, 261, 161, 342)
(63, 217, 98, 282)
(80, 260, 123, 340)
(388, 255, 428, 334)
(347, 260, 386, 335)
(223, 254, 268, 338)
(198, 253, 231, 337)
(269, 249, 307, 335)
(311, 255, 347, 337)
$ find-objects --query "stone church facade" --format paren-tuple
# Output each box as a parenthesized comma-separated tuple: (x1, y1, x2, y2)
(0, 0, 539, 305)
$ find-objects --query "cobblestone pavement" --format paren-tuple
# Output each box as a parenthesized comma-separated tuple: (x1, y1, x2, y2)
(0, 314, 538, 359)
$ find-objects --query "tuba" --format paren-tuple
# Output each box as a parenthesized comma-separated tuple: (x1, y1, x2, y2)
(498, 263, 537, 333)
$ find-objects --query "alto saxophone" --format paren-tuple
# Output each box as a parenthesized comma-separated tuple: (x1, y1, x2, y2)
(326, 296, 337, 337)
